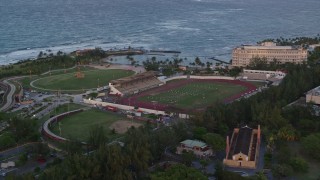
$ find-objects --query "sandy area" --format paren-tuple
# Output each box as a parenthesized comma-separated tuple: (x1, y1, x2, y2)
(109, 120, 142, 134)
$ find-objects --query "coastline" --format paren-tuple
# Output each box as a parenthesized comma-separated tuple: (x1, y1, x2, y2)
(0, 44, 231, 66)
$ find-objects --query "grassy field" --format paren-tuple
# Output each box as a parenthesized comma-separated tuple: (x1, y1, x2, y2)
(50, 109, 139, 142)
(18, 66, 95, 90)
(37, 103, 86, 129)
(139, 81, 247, 109)
(32, 69, 134, 91)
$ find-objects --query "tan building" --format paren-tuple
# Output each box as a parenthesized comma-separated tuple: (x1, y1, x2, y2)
(232, 42, 308, 67)
(176, 139, 213, 158)
(223, 125, 261, 169)
(306, 86, 320, 105)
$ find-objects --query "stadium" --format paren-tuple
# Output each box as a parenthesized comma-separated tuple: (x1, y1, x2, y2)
(109, 72, 258, 113)
(41, 69, 262, 142)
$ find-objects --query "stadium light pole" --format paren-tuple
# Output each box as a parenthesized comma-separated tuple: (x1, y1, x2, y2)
(59, 122, 62, 136)
(151, 101, 157, 112)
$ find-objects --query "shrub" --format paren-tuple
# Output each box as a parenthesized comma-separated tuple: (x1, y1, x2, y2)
(289, 157, 309, 173)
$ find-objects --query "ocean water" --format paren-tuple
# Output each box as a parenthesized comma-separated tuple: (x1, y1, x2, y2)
(0, 0, 319, 65)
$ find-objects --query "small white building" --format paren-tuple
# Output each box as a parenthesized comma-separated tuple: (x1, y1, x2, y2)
(0, 161, 15, 169)
(176, 139, 213, 158)
(306, 86, 320, 105)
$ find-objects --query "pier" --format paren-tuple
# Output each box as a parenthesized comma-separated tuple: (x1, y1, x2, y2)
(209, 57, 230, 64)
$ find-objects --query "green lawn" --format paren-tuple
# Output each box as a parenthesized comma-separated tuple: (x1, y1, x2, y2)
(47, 66, 94, 76)
(139, 81, 247, 109)
(37, 103, 86, 129)
(32, 69, 134, 91)
(50, 109, 134, 142)
(18, 66, 96, 90)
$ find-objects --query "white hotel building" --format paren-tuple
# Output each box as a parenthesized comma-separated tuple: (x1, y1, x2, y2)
(232, 42, 308, 67)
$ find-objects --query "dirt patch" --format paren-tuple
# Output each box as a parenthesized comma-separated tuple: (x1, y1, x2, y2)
(109, 120, 142, 134)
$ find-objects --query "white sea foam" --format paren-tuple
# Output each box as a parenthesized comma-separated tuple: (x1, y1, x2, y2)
(156, 20, 200, 32)
(0, 41, 152, 65)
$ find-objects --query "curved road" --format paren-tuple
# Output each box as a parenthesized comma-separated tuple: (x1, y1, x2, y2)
(0, 78, 16, 112)
(1, 64, 146, 111)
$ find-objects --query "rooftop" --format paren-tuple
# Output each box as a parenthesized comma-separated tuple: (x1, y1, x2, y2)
(233, 126, 253, 155)
(180, 139, 207, 148)
(236, 42, 303, 50)
(241, 46, 296, 50)
(307, 86, 320, 95)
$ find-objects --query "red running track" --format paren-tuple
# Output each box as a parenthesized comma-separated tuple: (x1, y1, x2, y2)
(117, 79, 257, 113)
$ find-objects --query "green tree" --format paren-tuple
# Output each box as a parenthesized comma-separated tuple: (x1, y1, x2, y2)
(202, 133, 225, 151)
(0, 132, 15, 150)
(272, 164, 293, 178)
(104, 144, 133, 180)
(252, 171, 268, 180)
(289, 157, 309, 173)
(151, 164, 207, 180)
(143, 57, 160, 71)
(64, 140, 82, 155)
(277, 125, 297, 141)
(194, 57, 202, 67)
(125, 127, 152, 178)
(228, 66, 242, 77)
(193, 127, 207, 140)
(248, 57, 268, 70)
(302, 133, 320, 160)
(88, 125, 107, 149)
(181, 151, 196, 166)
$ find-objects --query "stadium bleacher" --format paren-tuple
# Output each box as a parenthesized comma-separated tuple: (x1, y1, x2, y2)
(242, 73, 268, 80)
(109, 71, 163, 96)
(241, 69, 286, 82)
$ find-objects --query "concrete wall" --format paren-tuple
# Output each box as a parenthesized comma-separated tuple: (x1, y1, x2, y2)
(163, 75, 235, 82)
(178, 113, 190, 119)
(306, 94, 320, 105)
(243, 69, 286, 77)
(223, 159, 256, 169)
(176, 147, 213, 157)
(224, 152, 257, 169)
(108, 83, 123, 96)
(84, 99, 166, 115)
(233, 153, 249, 161)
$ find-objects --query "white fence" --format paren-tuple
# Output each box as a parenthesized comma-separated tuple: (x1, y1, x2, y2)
(163, 75, 235, 82)
(84, 99, 166, 115)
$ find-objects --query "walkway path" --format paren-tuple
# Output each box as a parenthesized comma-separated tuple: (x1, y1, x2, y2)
(30, 69, 106, 92)
(87, 64, 145, 74)
(41, 65, 77, 75)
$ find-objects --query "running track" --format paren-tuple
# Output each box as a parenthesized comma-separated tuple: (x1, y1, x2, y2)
(117, 79, 257, 113)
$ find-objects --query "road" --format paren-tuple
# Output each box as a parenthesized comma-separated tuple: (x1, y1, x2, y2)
(0, 78, 16, 112)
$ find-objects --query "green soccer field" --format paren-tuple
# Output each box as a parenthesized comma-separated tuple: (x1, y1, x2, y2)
(32, 69, 134, 91)
(50, 109, 138, 142)
(139, 81, 247, 109)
